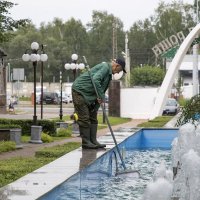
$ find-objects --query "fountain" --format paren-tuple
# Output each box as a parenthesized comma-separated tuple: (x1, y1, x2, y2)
(143, 122, 200, 200)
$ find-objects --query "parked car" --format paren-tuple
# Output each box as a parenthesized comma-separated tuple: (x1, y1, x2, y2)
(42, 92, 60, 104)
(163, 98, 180, 115)
(56, 92, 72, 104)
(62, 94, 70, 104)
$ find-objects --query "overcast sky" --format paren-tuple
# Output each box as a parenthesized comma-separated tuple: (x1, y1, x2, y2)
(10, 0, 194, 31)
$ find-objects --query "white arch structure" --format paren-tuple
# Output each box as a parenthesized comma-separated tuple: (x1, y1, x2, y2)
(149, 24, 200, 119)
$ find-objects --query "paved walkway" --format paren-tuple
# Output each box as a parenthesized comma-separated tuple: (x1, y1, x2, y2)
(0, 119, 147, 160)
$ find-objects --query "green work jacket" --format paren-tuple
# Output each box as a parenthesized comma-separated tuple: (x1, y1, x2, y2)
(72, 62, 112, 105)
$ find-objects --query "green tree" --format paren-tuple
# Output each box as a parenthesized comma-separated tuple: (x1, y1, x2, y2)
(131, 65, 165, 86)
(128, 1, 194, 68)
(40, 18, 89, 82)
(0, 0, 29, 43)
(1, 1, 196, 84)
(2, 24, 42, 82)
(4, 18, 89, 82)
(129, 18, 157, 67)
(153, 0, 194, 41)
(87, 11, 125, 66)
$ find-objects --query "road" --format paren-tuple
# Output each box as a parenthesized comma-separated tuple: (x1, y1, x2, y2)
(0, 101, 108, 120)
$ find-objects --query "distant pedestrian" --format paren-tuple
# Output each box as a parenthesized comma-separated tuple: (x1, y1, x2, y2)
(8, 96, 14, 112)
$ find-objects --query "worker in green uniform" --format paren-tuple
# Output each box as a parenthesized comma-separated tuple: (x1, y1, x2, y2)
(72, 58, 126, 149)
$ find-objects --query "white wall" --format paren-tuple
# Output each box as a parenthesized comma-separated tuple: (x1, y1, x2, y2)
(121, 87, 159, 119)
(166, 55, 200, 71)
(182, 85, 193, 99)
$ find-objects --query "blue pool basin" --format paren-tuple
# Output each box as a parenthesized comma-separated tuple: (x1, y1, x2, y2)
(39, 128, 178, 200)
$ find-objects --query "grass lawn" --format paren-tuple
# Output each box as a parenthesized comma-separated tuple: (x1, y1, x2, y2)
(137, 116, 174, 127)
(0, 142, 81, 188)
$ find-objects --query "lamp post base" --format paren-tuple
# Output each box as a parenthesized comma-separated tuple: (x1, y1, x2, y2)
(29, 125, 43, 144)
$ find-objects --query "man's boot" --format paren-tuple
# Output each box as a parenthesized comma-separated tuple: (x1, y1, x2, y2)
(80, 126, 98, 149)
(90, 124, 106, 148)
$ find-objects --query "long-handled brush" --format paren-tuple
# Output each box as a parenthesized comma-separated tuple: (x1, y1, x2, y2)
(83, 56, 140, 177)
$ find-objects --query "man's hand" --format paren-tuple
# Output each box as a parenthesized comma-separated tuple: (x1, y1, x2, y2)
(97, 98, 104, 104)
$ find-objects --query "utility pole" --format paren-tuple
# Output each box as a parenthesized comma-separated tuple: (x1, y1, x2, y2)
(125, 33, 131, 87)
(112, 21, 117, 59)
(193, 0, 199, 96)
(0, 49, 7, 114)
(7, 63, 10, 82)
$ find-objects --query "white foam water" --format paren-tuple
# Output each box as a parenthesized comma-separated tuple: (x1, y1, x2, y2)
(145, 122, 200, 200)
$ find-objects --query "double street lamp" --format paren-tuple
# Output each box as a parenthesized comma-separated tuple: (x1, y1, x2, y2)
(22, 42, 48, 125)
(64, 54, 85, 81)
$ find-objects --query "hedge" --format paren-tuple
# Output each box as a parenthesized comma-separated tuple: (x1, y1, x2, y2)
(0, 119, 57, 136)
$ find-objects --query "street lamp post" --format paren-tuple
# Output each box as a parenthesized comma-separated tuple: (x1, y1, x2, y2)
(40, 45, 48, 119)
(64, 54, 85, 81)
(59, 71, 63, 120)
(22, 42, 48, 125)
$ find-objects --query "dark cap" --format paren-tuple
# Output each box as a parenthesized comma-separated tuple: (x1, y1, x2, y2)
(116, 58, 126, 73)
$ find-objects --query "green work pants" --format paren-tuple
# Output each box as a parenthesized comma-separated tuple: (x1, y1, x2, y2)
(72, 89, 98, 128)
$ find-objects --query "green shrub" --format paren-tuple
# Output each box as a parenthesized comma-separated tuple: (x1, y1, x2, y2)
(176, 94, 200, 126)
(56, 128, 71, 137)
(39, 120, 57, 136)
(35, 142, 81, 158)
(41, 132, 53, 143)
(0, 141, 16, 153)
(131, 65, 165, 86)
(0, 124, 21, 129)
(0, 119, 57, 136)
(178, 96, 189, 107)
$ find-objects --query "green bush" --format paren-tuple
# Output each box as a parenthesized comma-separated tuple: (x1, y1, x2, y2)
(0, 141, 16, 153)
(0, 124, 21, 129)
(56, 128, 71, 137)
(131, 65, 165, 86)
(39, 120, 57, 136)
(41, 132, 54, 143)
(178, 96, 189, 107)
(176, 94, 200, 126)
(0, 119, 57, 136)
(35, 142, 80, 158)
